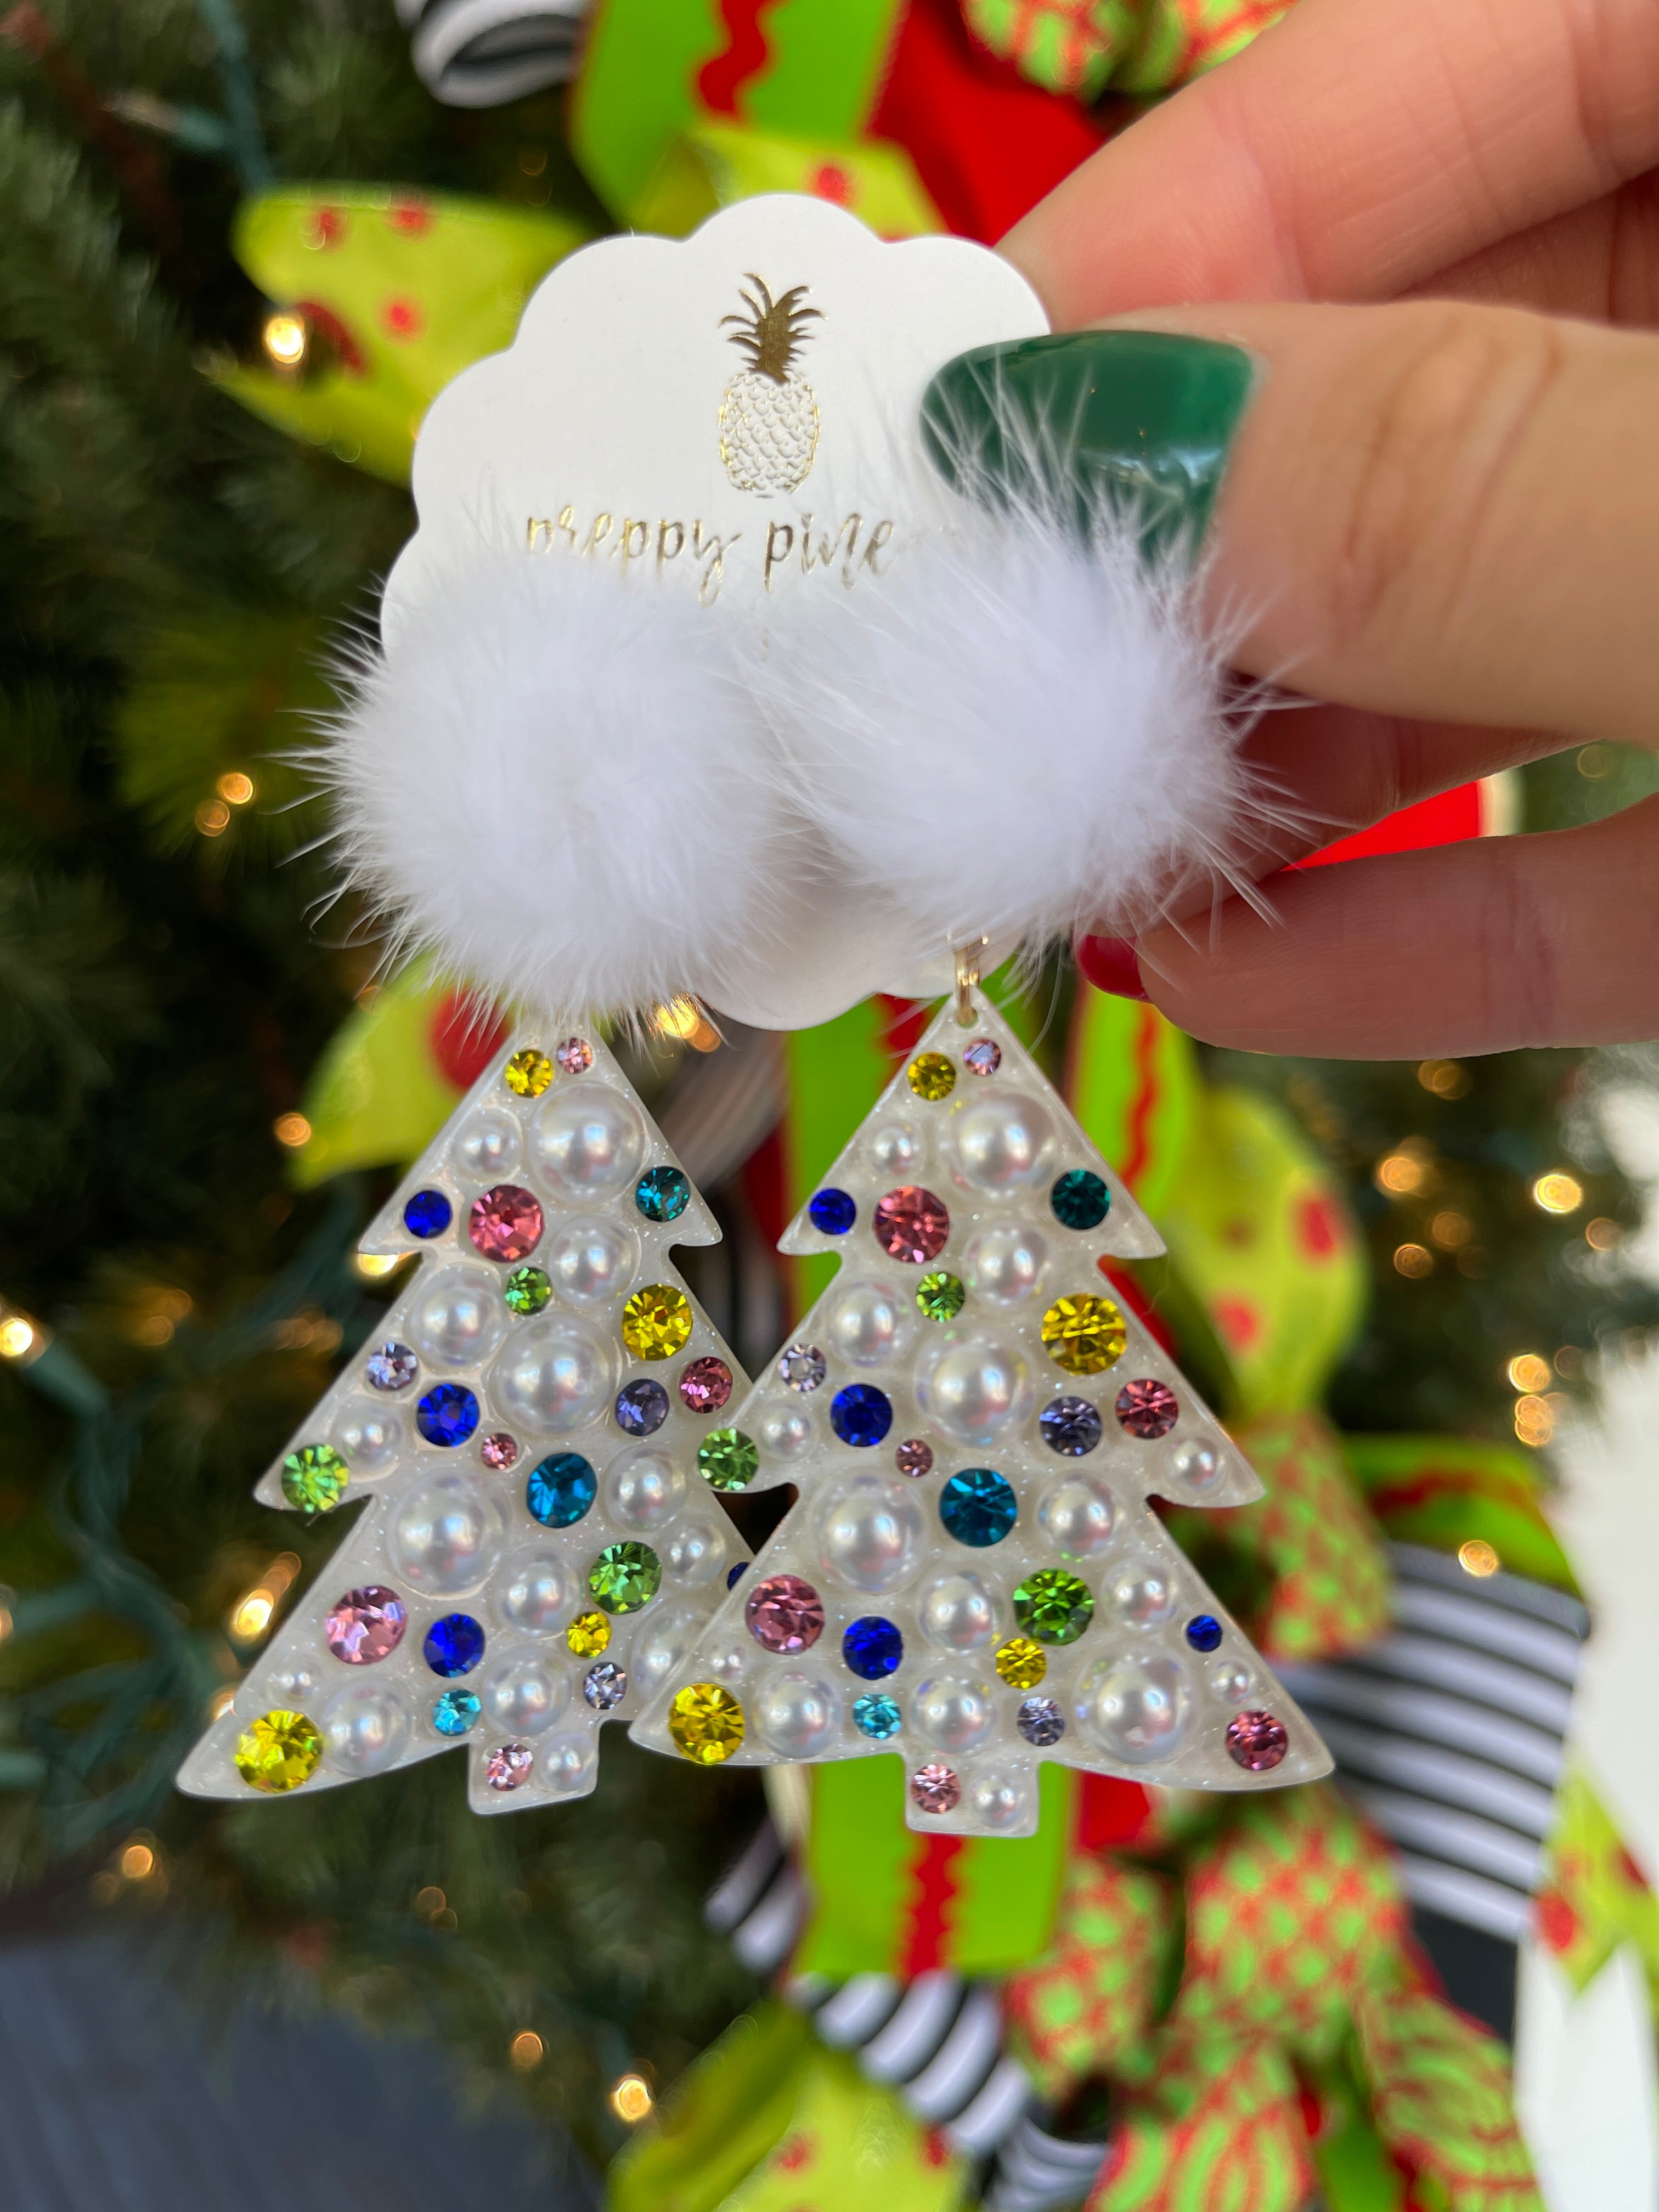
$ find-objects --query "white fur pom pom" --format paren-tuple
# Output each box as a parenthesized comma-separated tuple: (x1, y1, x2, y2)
(324, 552, 786, 1023)
(757, 504, 1248, 970)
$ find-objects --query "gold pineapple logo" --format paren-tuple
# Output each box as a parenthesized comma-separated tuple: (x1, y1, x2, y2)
(718, 274, 822, 495)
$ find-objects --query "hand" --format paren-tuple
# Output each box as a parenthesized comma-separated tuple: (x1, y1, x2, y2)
(996, 0, 1659, 1056)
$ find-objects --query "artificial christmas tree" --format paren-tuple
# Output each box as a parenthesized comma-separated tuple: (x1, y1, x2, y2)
(633, 982, 1329, 1835)
(179, 1024, 750, 1815)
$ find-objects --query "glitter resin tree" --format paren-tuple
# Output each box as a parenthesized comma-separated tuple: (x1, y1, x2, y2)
(178, 1028, 750, 1815)
(631, 988, 1329, 1837)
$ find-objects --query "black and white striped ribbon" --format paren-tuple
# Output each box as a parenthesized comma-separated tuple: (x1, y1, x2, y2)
(1279, 1542, 1588, 1944)
(393, 0, 590, 106)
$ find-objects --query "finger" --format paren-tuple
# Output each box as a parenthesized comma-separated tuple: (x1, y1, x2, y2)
(1131, 795, 1659, 1056)
(1121, 300, 1659, 744)
(1001, 0, 1659, 325)
(1406, 171, 1659, 324)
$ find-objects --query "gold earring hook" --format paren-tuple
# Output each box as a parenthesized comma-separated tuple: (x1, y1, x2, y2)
(953, 938, 987, 1028)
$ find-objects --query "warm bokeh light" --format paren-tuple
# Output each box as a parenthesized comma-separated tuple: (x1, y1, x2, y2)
(0, 1583, 15, 1641)
(510, 2031, 545, 2072)
(1429, 1210, 1471, 1250)
(354, 1252, 402, 1279)
(262, 310, 308, 369)
(273, 1111, 312, 1148)
(611, 2073, 653, 2122)
(119, 1841, 156, 1882)
(1585, 1217, 1621, 1251)
(1417, 1059, 1471, 1099)
(194, 797, 230, 837)
(230, 1590, 273, 1639)
(0, 1314, 37, 1360)
(208, 1685, 235, 1719)
(652, 996, 720, 1053)
(1532, 1172, 1583, 1215)
(1506, 1353, 1551, 1394)
(1375, 1143, 1431, 1195)
(1458, 1539, 1500, 1578)
(1392, 1243, 1432, 1279)
(216, 770, 255, 805)
(1514, 1395, 1554, 1447)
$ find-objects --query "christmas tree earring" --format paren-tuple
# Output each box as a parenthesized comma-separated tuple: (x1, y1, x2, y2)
(630, 956, 1329, 1837)
(177, 1026, 751, 1812)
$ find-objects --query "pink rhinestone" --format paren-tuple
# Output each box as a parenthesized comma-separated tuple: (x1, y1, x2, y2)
(556, 1037, 594, 1075)
(486, 1741, 534, 1791)
(1115, 1378, 1180, 1440)
(324, 1585, 407, 1665)
(873, 1186, 950, 1265)
(963, 1039, 1001, 1076)
(910, 1763, 961, 1815)
(481, 1432, 518, 1470)
(1226, 1711, 1289, 1772)
(744, 1572, 824, 1654)
(679, 1356, 733, 1414)
(468, 1182, 543, 1263)
(895, 1439, 934, 1477)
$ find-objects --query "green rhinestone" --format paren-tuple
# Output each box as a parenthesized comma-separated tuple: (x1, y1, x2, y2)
(504, 1264, 552, 1316)
(916, 1271, 966, 1322)
(589, 1542, 662, 1615)
(698, 1427, 759, 1493)
(281, 1442, 348, 1514)
(1013, 1567, 1094, 1646)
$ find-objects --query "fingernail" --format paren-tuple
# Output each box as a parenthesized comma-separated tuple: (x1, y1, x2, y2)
(921, 330, 1255, 564)
(1077, 935, 1149, 1001)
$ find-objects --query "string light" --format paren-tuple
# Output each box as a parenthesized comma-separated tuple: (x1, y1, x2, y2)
(1458, 1539, 1500, 1578)
(262, 309, 308, 369)
(1374, 1141, 1432, 1196)
(273, 1112, 312, 1148)
(228, 1553, 301, 1644)
(194, 797, 230, 837)
(0, 1301, 46, 1365)
(509, 2031, 545, 2072)
(1506, 1353, 1551, 1394)
(216, 770, 255, 805)
(1392, 1243, 1432, 1279)
(1533, 1172, 1583, 1215)
(354, 1252, 403, 1280)
(119, 1838, 156, 1882)
(652, 997, 720, 1053)
(1585, 1218, 1621, 1250)
(1429, 1211, 1472, 1250)
(1417, 1059, 1471, 1099)
(1514, 1396, 1554, 1447)
(610, 2073, 653, 2123)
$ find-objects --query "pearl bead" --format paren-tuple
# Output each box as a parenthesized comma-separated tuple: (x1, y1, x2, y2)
(493, 1547, 576, 1635)
(912, 1673, 997, 1756)
(330, 1406, 402, 1475)
(944, 1091, 1054, 1195)
(1036, 1472, 1118, 1559)
(265, 1663, 320, 1702)
(451, 1104, 522, 1181)
(1076, 1655, 1190, 1764)
(1170, 1437, 1222, 1493)
(1209, 1656, 1257, 1707)
(484, 1655, 569, 1736)
(322, 1682, 410, 1776)
(755, 1404, 814, 1459)
(865, 1116, 926, 1178)
(389, 1471, 507, 1595)
(489, 1314, 617, 1434)
(538, 1732, 597, 1795)
(1107, 1556, 1178, 1629)
(631, 1602, 704, 1689)
(604, 1447, 686, 1531)
(544, 1216, 640, 1306)
(706, 1645, 748, 1685)
(967, 1768, 1028, 1832)
(816, 1475, 924, 1595)
(916, 1333, 1031, 1447)
(753, 1671, 842, 1759)
(664, 1522, 727, 1587)
(412, 1265, 509, 1370)
(824, 1278, 912, 1368)
(532, 1086, 646, 1199)
(918, 1571, 998, 1652)
(963, 1225, 1047, 1304)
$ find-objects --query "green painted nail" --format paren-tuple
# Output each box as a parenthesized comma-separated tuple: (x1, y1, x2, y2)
(921, 330, 1255, 566)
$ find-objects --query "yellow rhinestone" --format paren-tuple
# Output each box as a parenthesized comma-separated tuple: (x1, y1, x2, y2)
(622, 1283, 693, 1360)
(504, 1047, 554, 1098)
(566, 1610, 611, 1657)
(995, 1637, 1047, 1690)
(233, 1708, 321, 1793)
(668, 1683, 745, 1765)
(907, 1051, 956, 1103)
(1041, 1293, 1127, 1375)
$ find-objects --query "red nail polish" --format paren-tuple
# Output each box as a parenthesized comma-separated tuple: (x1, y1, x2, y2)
(1077, 935, 1149, 1001)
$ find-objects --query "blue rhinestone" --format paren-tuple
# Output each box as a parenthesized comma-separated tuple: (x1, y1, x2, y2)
(1040, 1396, 1103, 1457)
(526, 1451, 596, 1528)
(635, 1166, 691, 1223)
(403, 1187, 453, 1239)
(809, 1187, 856, 1235)
(424, 1613, 486, 1677)
(1185, 1613, 1223, 1654)
(431, 1688, 481, 1736)
(416, 1383, 479, 1448)
(1051, 1169, 1110, 1232)
(726, 1561, 749, 1590)
(843, 1616, 903, 1680)
(616, 1378, 669, 1436)
(939, 1467, 1019, 1547)
(853, 1692, 902, 1741)
(1018, 1696, 1065, 1747)
(831, 1383, 893, 1448)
